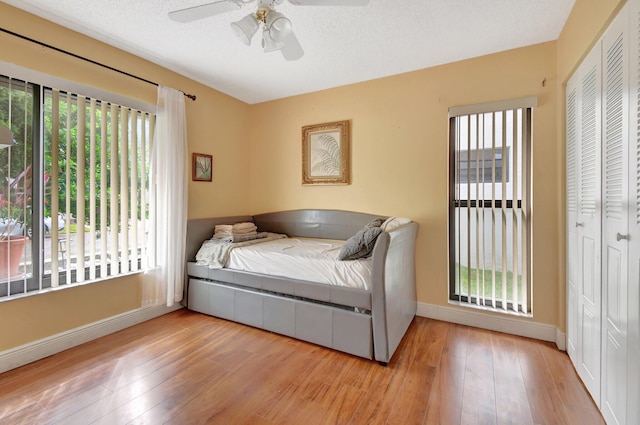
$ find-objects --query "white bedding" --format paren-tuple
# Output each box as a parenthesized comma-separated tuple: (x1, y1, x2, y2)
(195, 233, 286, 269)
(227, 237, 372, 290)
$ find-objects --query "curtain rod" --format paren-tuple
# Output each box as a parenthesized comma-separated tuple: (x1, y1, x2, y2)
(0, 27, 197, 101)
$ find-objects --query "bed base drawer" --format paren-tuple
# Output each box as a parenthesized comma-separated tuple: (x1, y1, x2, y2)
(188, 278, 373, 359)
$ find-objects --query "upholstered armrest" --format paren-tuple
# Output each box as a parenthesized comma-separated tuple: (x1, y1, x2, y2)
(370, 222, 419, 363)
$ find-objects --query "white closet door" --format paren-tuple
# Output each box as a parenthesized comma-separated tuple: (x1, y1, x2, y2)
(566, 77, 579, 365)
(626, 1, 640, 423)
(577, 44, 603, 406)
(601, 5, 629, 424)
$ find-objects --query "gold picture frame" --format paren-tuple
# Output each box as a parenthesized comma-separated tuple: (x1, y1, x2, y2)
(192, 153, 213, 182)
(302, 120, 350, 185)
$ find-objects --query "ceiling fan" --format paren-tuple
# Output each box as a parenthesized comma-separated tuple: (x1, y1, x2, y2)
(168, 0, 370, 61)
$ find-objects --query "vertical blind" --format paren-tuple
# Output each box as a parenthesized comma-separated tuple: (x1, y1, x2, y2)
(44, 88, 154, 287)
(0, 76, 34, 297)
(449, 97, 534, 314)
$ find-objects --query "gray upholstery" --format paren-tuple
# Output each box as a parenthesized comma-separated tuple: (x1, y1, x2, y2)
(371, 223, 419, 362)
(253, 209, 385, 240)
(188, 278, 374, 358)
(187, 263, 372, 310)
(185, 209, 418, 363)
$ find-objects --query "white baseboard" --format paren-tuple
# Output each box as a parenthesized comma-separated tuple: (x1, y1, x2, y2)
(555, 328, 567, 351)
(416, 302, 566, 351)
(0, 304, 182, 374)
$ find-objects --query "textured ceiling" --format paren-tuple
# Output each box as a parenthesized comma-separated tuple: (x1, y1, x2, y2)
(2, 0, 575, 104)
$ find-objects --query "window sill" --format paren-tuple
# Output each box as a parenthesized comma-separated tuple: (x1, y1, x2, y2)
(448, 299, 533, 319)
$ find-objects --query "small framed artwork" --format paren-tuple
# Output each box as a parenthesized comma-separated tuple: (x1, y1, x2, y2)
(192, 153, 213, 182)
(302, 120, 350, 185)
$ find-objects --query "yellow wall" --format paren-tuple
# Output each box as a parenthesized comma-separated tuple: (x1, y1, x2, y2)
(0, 3, 251, 351)
(0, 275, 141, 349)
(557, 0, 626, 83)
(249, 42, 560, 326)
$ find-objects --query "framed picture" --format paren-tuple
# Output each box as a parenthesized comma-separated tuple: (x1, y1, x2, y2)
(302, 120, 350, 185)
(192, 153, 213, 182)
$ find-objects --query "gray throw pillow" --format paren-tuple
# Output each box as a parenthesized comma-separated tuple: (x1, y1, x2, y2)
(338, 226, 383, 261)
(365, 217, 385, 228)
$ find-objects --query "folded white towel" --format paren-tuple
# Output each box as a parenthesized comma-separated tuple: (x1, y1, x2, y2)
(214, 229, 258, 239)
(238, 228, 258, 234)
(214, 222, 256, 234)
(232, 222, 256, 230)
(211, 232, 269, 243)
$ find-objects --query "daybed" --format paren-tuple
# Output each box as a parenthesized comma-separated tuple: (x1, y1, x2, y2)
(184, 209, 419, 364)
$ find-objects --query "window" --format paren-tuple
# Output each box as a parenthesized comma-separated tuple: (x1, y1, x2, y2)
(0, 74, 154, 298)
(449, 98, 533, 314)
(457, 147, 510, 184)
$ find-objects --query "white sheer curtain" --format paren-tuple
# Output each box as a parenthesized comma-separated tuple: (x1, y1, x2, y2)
(143, 85, 188, 307)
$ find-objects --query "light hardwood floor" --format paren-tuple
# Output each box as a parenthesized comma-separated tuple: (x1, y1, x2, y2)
(0, 309, 604, 425)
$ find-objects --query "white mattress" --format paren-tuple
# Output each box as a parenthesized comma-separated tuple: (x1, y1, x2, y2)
(226, 238, 372, 290)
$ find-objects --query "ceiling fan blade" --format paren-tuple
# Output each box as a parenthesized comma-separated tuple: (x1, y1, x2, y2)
(287, 0, 368, 5)
(169, 1, 240, 23)
(280, 32, 304, 61)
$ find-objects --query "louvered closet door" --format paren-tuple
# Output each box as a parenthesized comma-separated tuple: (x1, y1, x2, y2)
(566, 77, 579, 365)
(601, 6, 629, 424)
(626, 1, 640, 423)
(576, 44, 603, 406)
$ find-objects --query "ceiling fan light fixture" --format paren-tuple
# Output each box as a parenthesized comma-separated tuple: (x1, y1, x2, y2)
(169, 0, 370, 61)
(231, 13, 259, 45)
(262, 29, 284, 52)
(266, 11, 292, 42)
